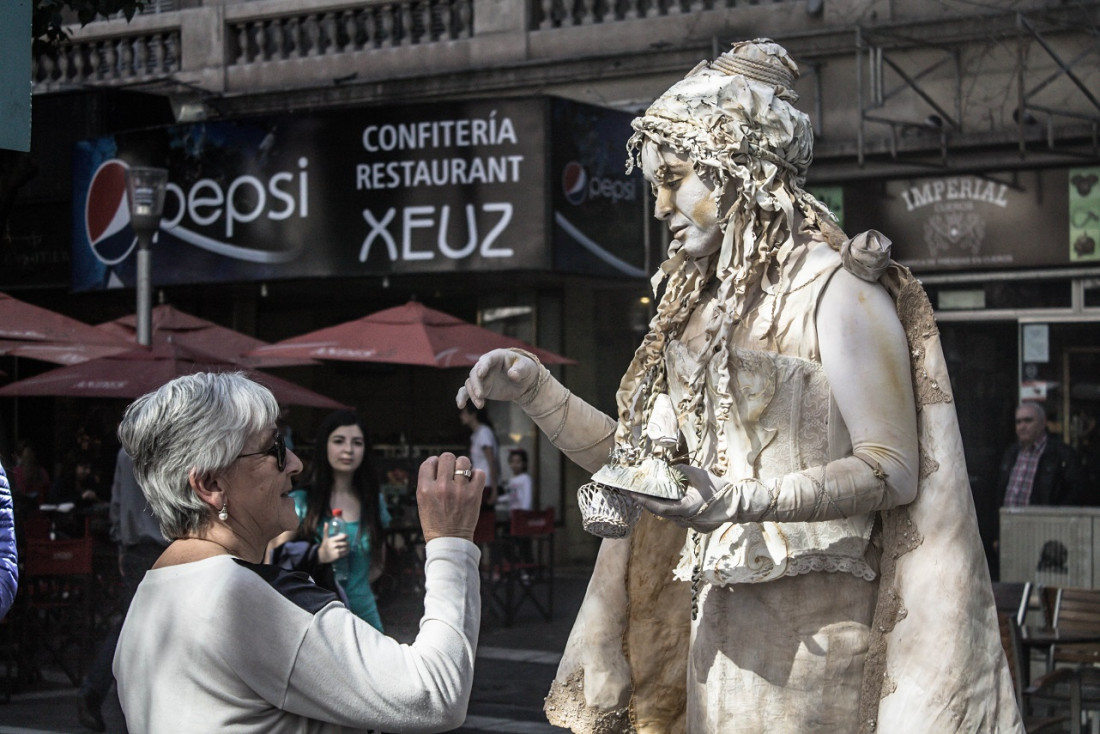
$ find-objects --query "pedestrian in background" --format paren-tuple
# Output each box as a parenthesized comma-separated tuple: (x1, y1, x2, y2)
(0, 463, 17, 620)
(998, 401, 1090, 507)
(77, 447, 170, 731)
(270, 410, 391, 632)
(11, 440, 50, 506)
(459, 403, 499, 507)
(501, 448, 533, 513)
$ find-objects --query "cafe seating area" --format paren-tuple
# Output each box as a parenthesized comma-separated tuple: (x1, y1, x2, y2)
(476, 508, 556, 628)
(996, 582, 1100, 733)
(0, 504, 122, 700)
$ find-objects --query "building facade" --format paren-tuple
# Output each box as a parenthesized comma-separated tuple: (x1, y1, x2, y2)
(8, 0, 1100, 562)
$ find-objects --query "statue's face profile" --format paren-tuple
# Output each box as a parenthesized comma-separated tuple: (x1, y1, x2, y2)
(640, 141, 724, 260)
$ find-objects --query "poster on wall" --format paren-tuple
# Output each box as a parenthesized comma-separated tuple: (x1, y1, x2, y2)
(1070, 167, 1100, 263)
(550, 98, 648, 278)
(844, 170, 1070, 271)
(71, 99, 547, 291)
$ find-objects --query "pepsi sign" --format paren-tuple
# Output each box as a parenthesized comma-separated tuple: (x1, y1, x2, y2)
(71, 97, 650, 291)
(550, 99, 648, 278)
(85, 159, 138, 266)
(72, 100, 548, 291)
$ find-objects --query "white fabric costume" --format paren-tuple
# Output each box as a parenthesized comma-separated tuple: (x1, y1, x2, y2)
(461, 38, 1021, 734)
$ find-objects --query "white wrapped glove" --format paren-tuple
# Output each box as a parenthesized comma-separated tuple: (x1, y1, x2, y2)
(625, 464, 728, 533)
(457, 348, 616, 474)
(629, 454, 900, 533)
(457, 348, 543, 407)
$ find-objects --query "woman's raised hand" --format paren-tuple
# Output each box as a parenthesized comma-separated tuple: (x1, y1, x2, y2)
(417, 452, 484, 543)
(456, 348, 541, 409)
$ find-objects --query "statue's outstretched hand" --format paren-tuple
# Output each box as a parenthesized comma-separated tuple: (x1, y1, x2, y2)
(456, 348, 541, 409)
(625, 464, 727, 533)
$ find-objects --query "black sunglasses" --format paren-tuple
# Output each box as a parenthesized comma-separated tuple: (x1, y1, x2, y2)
(237, 432, 287, 472)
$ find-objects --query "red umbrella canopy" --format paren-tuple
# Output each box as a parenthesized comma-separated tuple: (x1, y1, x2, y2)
(98, 304, 317, 368)
(245, 301, 577, 368)
(0, 341, 348, 409)
(0, 292, 132, 364)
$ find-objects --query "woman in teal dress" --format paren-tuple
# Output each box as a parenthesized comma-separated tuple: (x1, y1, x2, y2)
(283, 410, 391, 631)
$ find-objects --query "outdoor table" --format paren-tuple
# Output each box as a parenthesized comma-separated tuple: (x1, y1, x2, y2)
(1020, 626, 1100, 687)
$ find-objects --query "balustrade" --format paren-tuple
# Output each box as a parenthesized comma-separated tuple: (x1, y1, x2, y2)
(533, 0, 791, 29)
(33, 30, 180, 87)
(31, 0, 805, 91)
(228, 1, 474, 65)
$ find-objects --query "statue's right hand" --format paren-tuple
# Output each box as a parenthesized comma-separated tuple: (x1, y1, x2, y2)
(456, 348, 540, 408)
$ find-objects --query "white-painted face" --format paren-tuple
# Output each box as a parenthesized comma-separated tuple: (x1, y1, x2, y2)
(640, 141, 725, 259)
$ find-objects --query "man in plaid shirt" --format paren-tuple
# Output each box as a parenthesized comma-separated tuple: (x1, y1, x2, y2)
(997, 402, 1089, 508)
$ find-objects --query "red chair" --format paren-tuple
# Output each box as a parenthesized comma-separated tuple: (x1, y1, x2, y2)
(17, 535, 97, 686)
(490, 508, 555, 627)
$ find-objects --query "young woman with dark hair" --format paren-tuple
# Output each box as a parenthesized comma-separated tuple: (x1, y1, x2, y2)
(274, 410, 391, 631)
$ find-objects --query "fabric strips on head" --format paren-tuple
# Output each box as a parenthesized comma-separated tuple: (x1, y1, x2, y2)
(602, 39, 841, 497)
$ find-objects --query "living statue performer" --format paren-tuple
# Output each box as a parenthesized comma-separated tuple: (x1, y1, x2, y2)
(458, 39, 1021, 733)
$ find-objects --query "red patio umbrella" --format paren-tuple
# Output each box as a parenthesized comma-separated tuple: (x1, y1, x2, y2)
(0, 292, 132, 365)
(0, 341, 348, 409)
(97, 304, 317, 369)
(244, 301, 576, 368)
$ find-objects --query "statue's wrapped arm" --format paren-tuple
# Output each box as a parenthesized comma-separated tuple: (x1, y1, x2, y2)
(631, 267, 920, 530)
(457, 349, 616, 474)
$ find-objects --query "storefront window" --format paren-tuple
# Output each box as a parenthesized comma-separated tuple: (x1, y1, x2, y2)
(925, 280, 1072, 310)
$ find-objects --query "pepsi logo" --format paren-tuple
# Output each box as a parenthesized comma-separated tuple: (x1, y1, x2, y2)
(85, 159, 137, 265)
(562, 161, 587, 206)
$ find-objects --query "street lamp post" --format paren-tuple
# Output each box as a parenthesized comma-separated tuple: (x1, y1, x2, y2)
(125, 167, 168, 346)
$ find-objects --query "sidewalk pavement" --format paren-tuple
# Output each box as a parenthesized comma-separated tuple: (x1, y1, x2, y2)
(0, 565, 592, 734)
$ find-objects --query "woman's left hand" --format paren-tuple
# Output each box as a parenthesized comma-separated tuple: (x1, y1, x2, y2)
(318, 523, 349, 564)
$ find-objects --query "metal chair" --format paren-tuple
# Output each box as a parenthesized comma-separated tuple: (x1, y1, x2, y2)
(496, 508, 555, 627)
(16, 535, 97, 686)
(998, 607, 1071, 733)
(474, 509, 511, 624)
(1026, 586, 1100, 733)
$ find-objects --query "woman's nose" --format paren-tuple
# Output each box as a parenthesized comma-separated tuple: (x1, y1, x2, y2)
(287, 449, 305, 475)
(653, 189, 673, 220)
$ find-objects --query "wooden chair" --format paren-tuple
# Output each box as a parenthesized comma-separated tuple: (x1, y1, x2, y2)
(1048, 588, 1100, 668)
(998, 608, 1071, 733)
(995, 581, 1033, 629)
(1026, 586, 1100, 733)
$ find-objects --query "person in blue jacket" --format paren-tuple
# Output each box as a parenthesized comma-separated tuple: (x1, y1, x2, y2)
(0, 463, 17, 619)
(272, 410, 390, 631)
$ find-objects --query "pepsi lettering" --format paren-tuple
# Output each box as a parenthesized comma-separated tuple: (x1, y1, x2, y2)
(561, 161, 636, 206)
(160, 157, 309, 238)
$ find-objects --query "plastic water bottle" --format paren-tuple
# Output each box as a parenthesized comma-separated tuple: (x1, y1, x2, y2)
(330, 508, 350, 586)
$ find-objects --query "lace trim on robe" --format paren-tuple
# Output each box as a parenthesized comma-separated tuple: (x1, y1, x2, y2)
(666, 340, 876, 586)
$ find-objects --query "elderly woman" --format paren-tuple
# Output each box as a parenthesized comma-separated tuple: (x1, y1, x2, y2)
(459, 40, 1019, 734)
(114, 372, 483, 733)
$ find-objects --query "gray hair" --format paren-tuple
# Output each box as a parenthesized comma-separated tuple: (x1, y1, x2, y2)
(1018, 401, 1047, 425)
(118, 372, 279, 539)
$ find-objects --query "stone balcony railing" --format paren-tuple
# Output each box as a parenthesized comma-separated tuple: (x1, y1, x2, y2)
(31, 0, 828, 94)
(29, 0, 1100, 172)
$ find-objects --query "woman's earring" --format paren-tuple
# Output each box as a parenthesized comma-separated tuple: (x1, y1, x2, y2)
(218, 502, 228, 522)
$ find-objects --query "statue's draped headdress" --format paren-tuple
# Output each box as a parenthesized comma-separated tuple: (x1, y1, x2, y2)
(605, 39, 842, 490)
